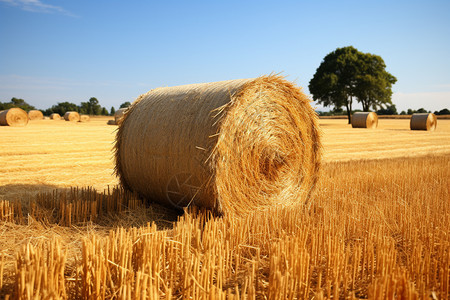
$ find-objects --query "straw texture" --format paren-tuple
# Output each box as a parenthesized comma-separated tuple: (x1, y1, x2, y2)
(351, 112, 378, 128)
(50, 113, 61, 120)
(114, 108, 127, 125)
(28, 110, 44, 120)
(115, 75, 322, 215)
(79, 115, 90, 122)
(410, 113, 437, 131)
(0, 108, 29, 127)
(64, 111, 80, 122)
(107, 120, 117, 125)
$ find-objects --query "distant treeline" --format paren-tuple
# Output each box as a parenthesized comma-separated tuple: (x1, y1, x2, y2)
(318, 104, 450, 116)
(0, 97, 131, 116)
(1, 97, 448, 117)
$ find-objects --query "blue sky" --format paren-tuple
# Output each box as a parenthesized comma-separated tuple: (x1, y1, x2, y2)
(0, 0, 449, 112)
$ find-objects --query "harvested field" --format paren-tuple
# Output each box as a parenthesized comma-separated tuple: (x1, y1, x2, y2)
(0, 117, 449, 298)
(320, 118, 450, 161)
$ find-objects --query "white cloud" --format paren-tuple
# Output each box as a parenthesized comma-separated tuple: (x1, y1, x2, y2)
(0, 0, 76, 17)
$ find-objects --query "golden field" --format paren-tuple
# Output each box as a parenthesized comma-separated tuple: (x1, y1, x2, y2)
(0, 117, 449, 299)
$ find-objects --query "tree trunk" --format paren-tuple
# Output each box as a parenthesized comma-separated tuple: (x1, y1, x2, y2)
(362, 100, 369, 112)
(346, 97, 352, 124)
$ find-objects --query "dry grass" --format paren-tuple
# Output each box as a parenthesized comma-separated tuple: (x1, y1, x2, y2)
(0, 156, 448, 298)
(320, 118, 450, 161)
(0, 117, 449, 298)
(116, 76, 321, 215)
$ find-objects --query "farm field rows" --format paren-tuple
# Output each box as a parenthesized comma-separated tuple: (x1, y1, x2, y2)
(0, 117, 449, 298)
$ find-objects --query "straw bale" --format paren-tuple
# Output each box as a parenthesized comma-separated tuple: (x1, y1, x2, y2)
(79, 114, 90, 122)
(107, 120, 117, 125)
(115, 75, 322, 215)
(0, 108, 29, 127)
(351, 112, 378, 128)
(28, 110, 44, 120)
(50, 113, 61, 120)
(410, 113, 437, 131)
(64, 111, 80, 122)
(114, 108, 127, 125)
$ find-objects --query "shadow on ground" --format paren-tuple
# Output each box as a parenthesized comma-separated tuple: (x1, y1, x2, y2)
(0, 184, 180, 229)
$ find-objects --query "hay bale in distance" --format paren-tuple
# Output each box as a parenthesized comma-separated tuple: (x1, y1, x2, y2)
(64, 111, 80, 122)
(28, 110, 44, 120)
(115, 75, 322, 215)
(114, 108, 127, 125)
(351, 112, 378, 128)
(410, 113, 437, 131)
(0, 108, 29, 127)
(50, 113, 61, 120)
(79, 115, 90, 122)
(107, 120, 117, 125)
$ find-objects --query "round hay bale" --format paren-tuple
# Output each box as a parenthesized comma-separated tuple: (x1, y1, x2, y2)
(114, 108, 127, 125)
(107, 119, 117, 125)
(410, 113, 437, 131)
(28, 110, 44, 120)
(64, 111, 80, 122)
(79, 115, 90, 122)
(50, 113, 61, 120)
(115, 75, 322, 215)
(0, 108, 29, 127)
(351, 112, 378, 128)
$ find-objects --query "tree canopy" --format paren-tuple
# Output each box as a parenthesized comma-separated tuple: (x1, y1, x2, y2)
(44, 102, 79, 116)
(309, 46, 397, 123)
(80, 97, 102, 115)
(0, 97, 36, 111)
(120, 101, 131, 109)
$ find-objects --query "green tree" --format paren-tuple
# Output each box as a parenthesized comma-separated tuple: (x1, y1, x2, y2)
(79, 97, 102, 115)
(434, 108, 450, 115)
(0, 97, 36, 111)
(110, 106, 116, 116)
(101, 107, 108, 115)
(46, 102, 79, 116)
(416, 108, 428, 113)
(377, 104, 398, 115)
(120, 101, 131, 109)
(309, 46, 396, 123)
(354, 53, 397, 111)
(309, 46, 362, 124)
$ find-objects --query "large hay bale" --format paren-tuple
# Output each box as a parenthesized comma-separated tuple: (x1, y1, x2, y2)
(79, 115, 90, 122)
(28, 110, 44, 120)
(50, 113, 61, 120)
(64, 111, 80, 122)
(114, 108, 127, 125)
(351, 112, 378, 128)
(0, 108, 29, 127)
(410, 113, 437, 131)
(115, 75, 322, 215)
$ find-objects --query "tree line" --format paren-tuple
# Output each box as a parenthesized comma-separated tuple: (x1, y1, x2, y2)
(318, 106, 450, 116)
(0, 97, 131, 116)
